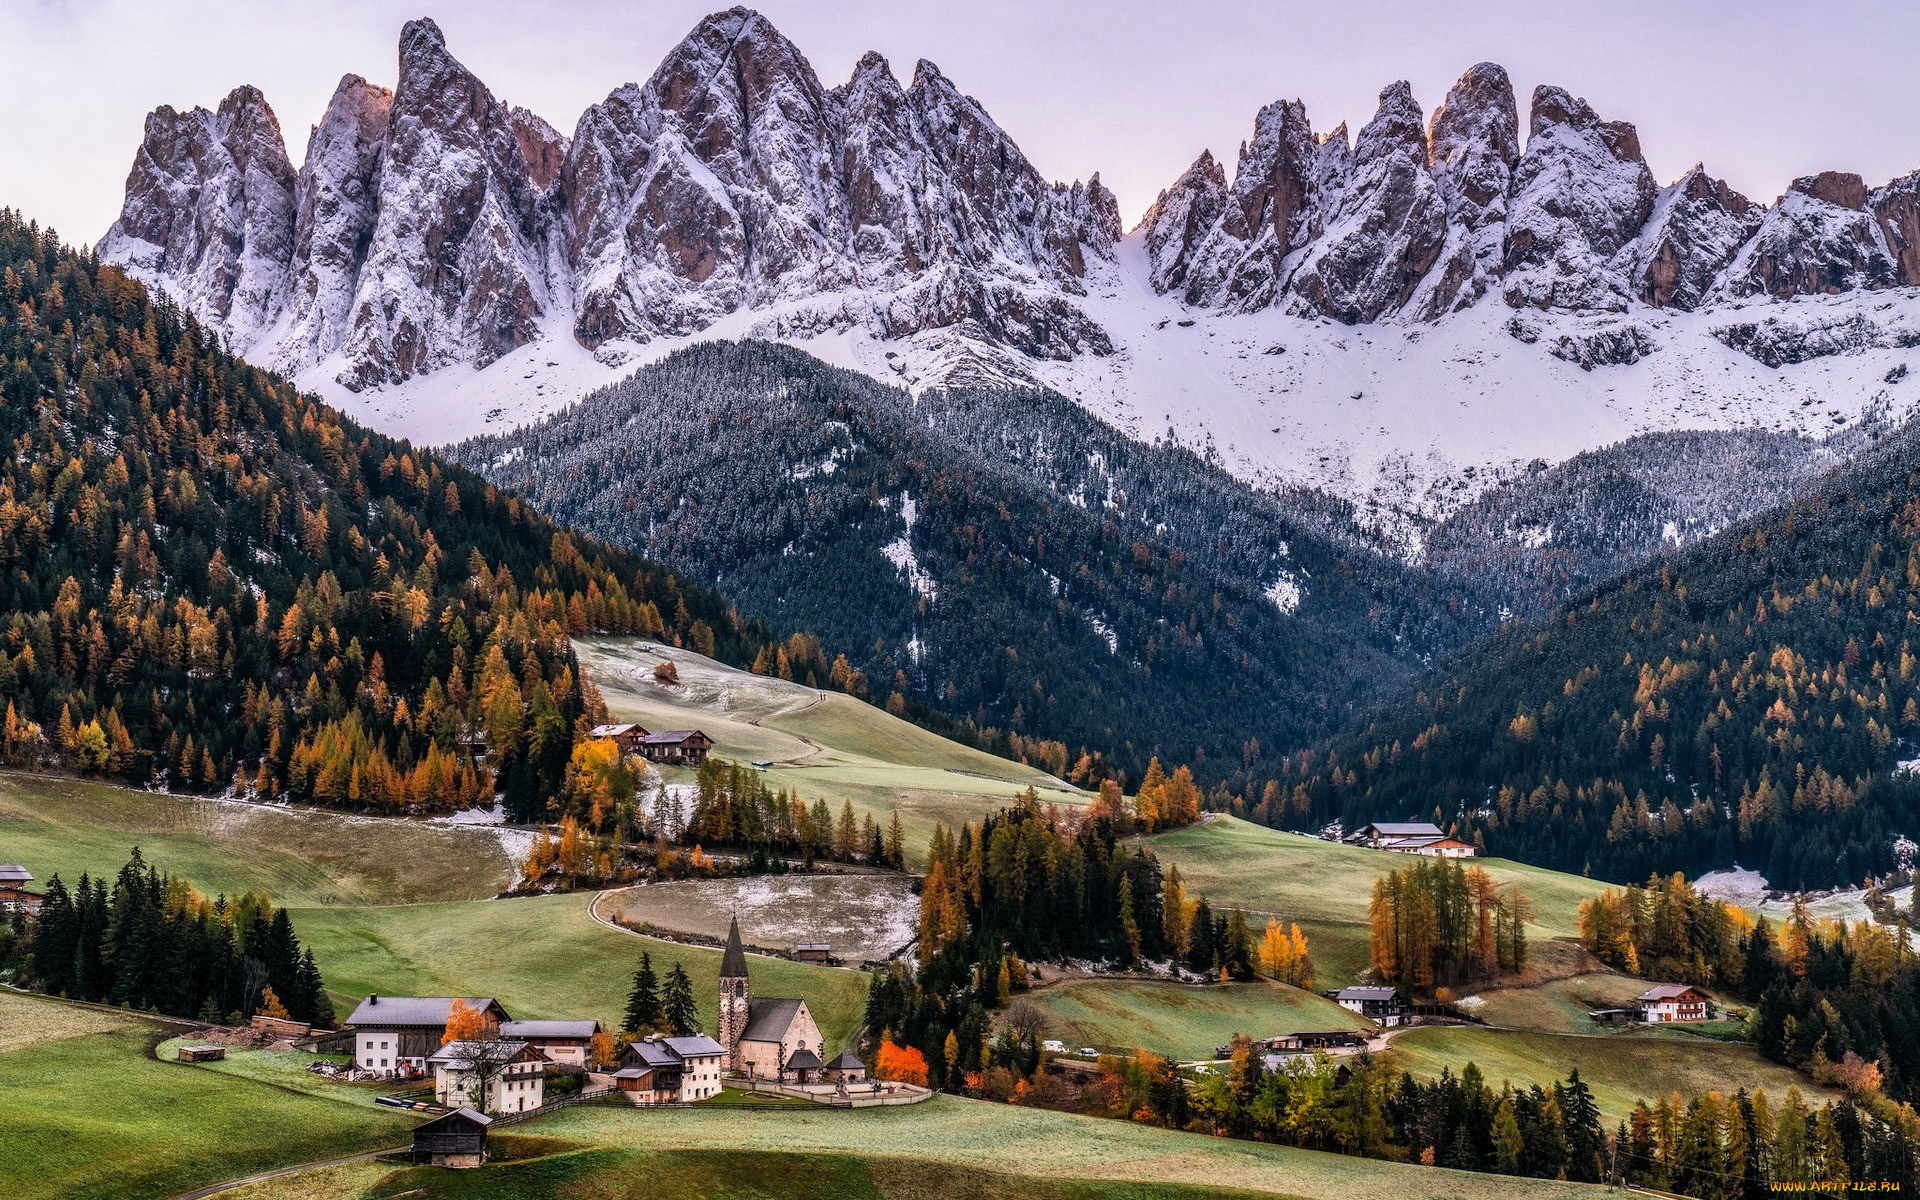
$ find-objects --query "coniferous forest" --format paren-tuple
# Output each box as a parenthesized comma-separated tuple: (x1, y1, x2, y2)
(1247, 420, 1920, 889)
(0, 212, 771, 821)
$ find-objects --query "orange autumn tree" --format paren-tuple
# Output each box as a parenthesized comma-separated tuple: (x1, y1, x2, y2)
(442, 998, 498, 1045)
(874, 1038, 928, 1087)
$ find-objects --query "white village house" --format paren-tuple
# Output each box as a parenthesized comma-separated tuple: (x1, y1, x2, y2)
(345, 995, 512, 1074)
(614, 1033, 728, 1103)
(1343, 822, 1476, 858)
(1637, 984, 1710, 1022)
(1331, 985, 1409, 1026)
(428, 1039, 548, 1113)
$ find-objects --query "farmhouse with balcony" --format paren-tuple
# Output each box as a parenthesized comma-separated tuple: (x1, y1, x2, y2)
(588, 723, 649, 755)
(0, 864, 40, 915)
(428, 1039, 548, 1114)
(1637, 984, 1710, 1022)
(1342, 823, 1476, 857)
(614, 1033, 727, 1102)
(344, 995, 511, 1073)
(639, 729, 713, 765)
(1331, 985, 1408, 1026)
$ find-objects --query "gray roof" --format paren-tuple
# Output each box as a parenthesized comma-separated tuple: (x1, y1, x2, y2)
(612, 1066, 651, 1079)
(796, 943, 830, 952)
(825, 1051, 864, 1070)
(741, 997, 804, 1043)
(721, 915, 749, 978)
(345, 996, 506, 1028)
(1336, 986, 1403, 1001)
(1638, 984, 1705, 1001)
(641, 729, 708, 744)
(427, 1039, 531, 1069)
(417, 1107, 494, 1132)
(0, 865, 30, 884)
(626, 1041, 681, 1069)
(589, 723, 643, 737)
(1357, 822, 1445, 838)
(785, 1047, 823, 1071)
(499, 1019, 600, 1041)
(664, 1034, 726, 1059)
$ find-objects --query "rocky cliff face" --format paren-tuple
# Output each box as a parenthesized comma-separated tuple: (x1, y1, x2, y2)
(1140, 71, 1920, 326)
(100, 85, 296, 346)
(105, 11, 1920, 397)
(103, 7, 1116, 390)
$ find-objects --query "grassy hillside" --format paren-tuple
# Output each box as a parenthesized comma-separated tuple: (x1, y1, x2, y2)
(579, 637, 1084, 856)
(0, 991, 410, 1200)
(1383, 1026, 1834, 1126)
(294, 893, 869, 1049)
(1143, 817, 1608, 985)
(524, 1096, 1618, 1200)
(0, 773, 514, 905)
(1024, 977, 1371, 1060)
(217, 1149, 1313, 1200)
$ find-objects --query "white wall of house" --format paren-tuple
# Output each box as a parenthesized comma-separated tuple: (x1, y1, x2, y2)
(434, 1057, 545, 1113)
(677, 1053, 723, 1101)
(356, 1031, 403, 1071)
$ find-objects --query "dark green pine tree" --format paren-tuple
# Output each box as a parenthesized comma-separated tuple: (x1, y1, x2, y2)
(292, 948, 333, 1028)
(26, 874, 75, 997)
(624, 951, 663, 1032)
(661, 962, 699, 1036)
(1556, 1069, 1605, 1182)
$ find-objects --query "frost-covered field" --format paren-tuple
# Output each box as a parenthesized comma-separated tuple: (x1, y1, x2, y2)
(605, 874, 918, 963)
(1697, 865, 1914, 937)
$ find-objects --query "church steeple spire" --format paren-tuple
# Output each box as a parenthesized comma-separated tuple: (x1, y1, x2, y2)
(721, 912, 749, 979)
(718, 912, 750, 1073)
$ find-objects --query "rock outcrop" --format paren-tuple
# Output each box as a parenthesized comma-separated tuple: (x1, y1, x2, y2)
(104, 7, 1117, 388)
(102, 12, 1920, 393)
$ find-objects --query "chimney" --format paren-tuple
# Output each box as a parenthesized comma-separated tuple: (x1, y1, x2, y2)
(368, 995, 378, 1005)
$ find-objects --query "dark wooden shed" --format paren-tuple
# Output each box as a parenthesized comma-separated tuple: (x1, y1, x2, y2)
(411, 1106, 493, 1168)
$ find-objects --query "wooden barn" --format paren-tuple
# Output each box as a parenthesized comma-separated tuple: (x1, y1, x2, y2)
(794, 943, 831, 964)
(588, 723, 649, 755)
(638, 729, 713, 764)
(410, 1107, 492, 1168)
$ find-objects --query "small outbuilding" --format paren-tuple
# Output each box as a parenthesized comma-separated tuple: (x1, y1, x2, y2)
(823, 1050, 866, 1083)
(0, 864, 40, 915)
(411, 1107, 493, 1168)
(794, 943, 831, 964)
(177, 1044, 226, 1063)
(783, 1046, 824, 1084)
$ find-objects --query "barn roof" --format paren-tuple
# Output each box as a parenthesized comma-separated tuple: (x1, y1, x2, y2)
(1335, 986, 1403, 1001)
(589, 723, 643, 738)
(416, 1107, 493, 1134)
(742, 997, 805, 1043)
(0, 865, 30, 884)
(626, 1040, 681, 1069)
(345, 995, 506, 1028)
(1358, 822, 1446, 838)
(1638, 984, 1705, 1001)
(500, 1019, 601, 1041)
(641, 729, 707, 744)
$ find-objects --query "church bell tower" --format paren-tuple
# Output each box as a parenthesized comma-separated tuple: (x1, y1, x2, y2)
(719, 913, 750, 1073)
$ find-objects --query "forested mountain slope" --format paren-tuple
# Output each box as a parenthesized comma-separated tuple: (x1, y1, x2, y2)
(450, 340, 1494, 783)
(0, 211, 766, 821)
(1266, 416, 1920, 888)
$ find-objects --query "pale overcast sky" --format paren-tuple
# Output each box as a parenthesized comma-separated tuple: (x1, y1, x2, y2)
(5, 0, 1917, 243)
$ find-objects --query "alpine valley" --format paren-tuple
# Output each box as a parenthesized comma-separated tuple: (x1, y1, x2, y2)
(92, 4, 1920, 852)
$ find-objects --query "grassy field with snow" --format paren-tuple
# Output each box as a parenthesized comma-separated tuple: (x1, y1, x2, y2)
(576, 637, 1086, 858)
(0, 772, 516, 905)
(603, 874, 919, 963)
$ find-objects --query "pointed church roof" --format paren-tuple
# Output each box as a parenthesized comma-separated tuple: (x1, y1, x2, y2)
(721, 914, 748, 978)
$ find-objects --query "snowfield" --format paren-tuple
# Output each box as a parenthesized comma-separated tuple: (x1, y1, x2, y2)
(290, 242, 1920, 541)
